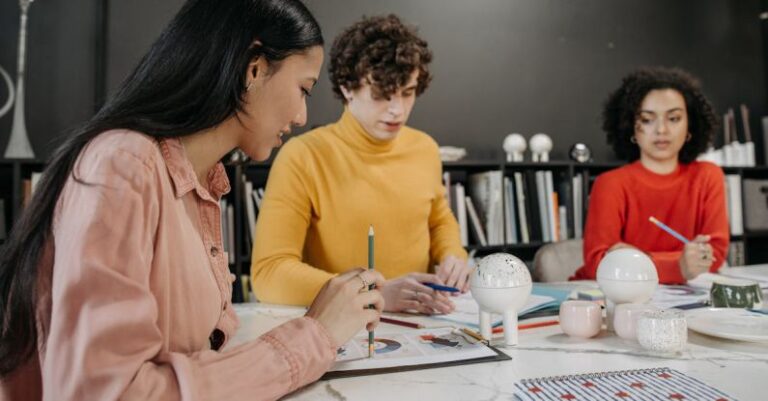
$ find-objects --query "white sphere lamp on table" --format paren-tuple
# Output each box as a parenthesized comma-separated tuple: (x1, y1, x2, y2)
(529, 133, 552, 162)
(596, 248, 658, 331)
(470, 253, 532, 346)
(503, 133, 526, 162)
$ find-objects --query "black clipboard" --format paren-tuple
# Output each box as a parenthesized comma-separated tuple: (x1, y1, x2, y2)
(320, 344, 510, 380)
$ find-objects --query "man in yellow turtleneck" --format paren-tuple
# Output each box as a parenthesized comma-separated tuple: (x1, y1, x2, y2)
(251, 15, 468, 314)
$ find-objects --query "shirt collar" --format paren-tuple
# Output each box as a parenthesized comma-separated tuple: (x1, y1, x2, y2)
(158, 137, 230, 200)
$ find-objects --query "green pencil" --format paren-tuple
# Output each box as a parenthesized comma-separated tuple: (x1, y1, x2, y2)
(368, 225, 375, 358)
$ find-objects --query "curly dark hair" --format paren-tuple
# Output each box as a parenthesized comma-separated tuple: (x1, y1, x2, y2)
(603, 67, 718, 163)
(329, 14, 433, 101)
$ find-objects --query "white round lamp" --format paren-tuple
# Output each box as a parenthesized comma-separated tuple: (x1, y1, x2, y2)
(529, 133, 553, 162)
(503, 133, 526, 162)
(596, 248, 658, 331)
(470, 253, 532, 346)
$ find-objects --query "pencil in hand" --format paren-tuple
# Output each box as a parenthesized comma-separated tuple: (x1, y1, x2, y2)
(648, 216, 690, 244)
(368, 225, 375, 358)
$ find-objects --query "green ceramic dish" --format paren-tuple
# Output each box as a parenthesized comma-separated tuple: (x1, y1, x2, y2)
(710, 279, 764, 309)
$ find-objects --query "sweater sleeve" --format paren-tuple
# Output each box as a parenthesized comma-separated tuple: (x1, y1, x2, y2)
(697, 165, 730, 271)
(644, 166, 729, 283)
(574, 174, 627, 280)
(46, 149, 335, 401)
(251, 140, 334, 306)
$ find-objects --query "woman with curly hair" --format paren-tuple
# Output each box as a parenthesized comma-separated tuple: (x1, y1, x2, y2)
(251, 15, 469, 314)
(572, 67, 729, 284)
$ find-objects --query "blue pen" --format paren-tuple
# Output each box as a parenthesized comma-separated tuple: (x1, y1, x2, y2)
(422, 282, 460, 293)
(648, 216, 690, 244)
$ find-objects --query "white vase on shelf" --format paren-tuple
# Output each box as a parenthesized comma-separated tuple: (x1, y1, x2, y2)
(3, 0, 36, 159)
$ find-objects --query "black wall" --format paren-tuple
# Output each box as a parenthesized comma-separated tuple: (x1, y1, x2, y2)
(0, 0, 99, 159)
(1, 0, 766, 163)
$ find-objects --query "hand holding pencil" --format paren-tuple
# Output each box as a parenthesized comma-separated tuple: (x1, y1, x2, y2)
(305, 268, 385, 348)
(680, 234, 714, 280)
(648, 216, 714, 280)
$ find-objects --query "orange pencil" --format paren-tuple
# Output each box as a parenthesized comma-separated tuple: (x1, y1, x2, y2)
(492, 320, 559, 334)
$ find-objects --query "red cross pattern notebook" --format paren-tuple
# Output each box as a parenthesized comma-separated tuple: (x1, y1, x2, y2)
(514, 368, 736, 401)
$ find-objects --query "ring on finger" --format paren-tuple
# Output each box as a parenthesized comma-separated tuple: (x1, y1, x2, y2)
(356, 274, 369, 292)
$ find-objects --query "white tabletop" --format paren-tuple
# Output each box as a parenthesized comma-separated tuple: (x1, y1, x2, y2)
(230, 283, 768, 401)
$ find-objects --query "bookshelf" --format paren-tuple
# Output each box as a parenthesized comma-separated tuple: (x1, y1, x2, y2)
(0, 159, 45, 245)
(3, 158, 766, 303)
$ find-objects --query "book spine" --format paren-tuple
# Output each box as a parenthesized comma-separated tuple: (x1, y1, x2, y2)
(455, 183, 468, 246)
(514, 172, 530, 244)
(465, 196, 487, 246)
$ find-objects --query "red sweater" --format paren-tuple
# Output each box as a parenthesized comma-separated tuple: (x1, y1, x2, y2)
(572, 161, 729, 284)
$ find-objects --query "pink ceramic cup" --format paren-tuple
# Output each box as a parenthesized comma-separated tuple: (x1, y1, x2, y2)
(559, 300, 602, 338)
(613, 303, 658, 341)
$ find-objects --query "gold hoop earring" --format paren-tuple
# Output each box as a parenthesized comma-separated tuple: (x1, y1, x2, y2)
(630, 136, 637, 144)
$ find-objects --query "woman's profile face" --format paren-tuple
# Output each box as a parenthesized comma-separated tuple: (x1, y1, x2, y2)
(633, 88, 689, 165)
(237, 45, 324, 161)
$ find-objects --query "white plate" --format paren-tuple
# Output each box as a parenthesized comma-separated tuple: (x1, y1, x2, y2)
(686, 308, 768, 342)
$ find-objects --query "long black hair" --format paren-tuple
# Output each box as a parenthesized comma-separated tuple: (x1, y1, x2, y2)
(0, 0, 322, 376)
(603, 66, 717, 163)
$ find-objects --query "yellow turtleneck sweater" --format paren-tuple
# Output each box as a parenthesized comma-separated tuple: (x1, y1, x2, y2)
(250, 109, 467, 306)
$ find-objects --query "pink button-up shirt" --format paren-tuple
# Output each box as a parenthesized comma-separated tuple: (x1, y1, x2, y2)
(1, 130, 335, 401)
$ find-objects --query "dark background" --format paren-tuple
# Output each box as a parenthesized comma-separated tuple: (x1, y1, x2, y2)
(1, 0, 766, 163)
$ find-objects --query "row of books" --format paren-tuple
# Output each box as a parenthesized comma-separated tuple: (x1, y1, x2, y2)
(219, 177, 266, 264)
(0, 172, 42, 243)
(444, 170, 585, 247)
(20, 171, 43, 209)
(219, 199, 235, 264)
(727, 240, 746, 266)
(242, 178, 266, 251)
(724, 174, 743, 236)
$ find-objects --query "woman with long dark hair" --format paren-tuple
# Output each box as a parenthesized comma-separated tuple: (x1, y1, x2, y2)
(0, 1, 384, 399)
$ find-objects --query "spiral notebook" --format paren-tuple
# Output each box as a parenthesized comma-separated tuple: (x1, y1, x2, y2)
(514, 368, 736, 401)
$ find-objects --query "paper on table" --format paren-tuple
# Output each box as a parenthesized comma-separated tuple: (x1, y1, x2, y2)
(687, 271, 768, 290)
(650, 285, 709, 309)
(432, 292, 557, 329)
(329, 327, 498, 372)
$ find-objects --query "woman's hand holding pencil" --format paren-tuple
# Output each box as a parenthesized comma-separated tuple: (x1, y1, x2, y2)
(648, 216, 714, 280)
(680, 234, 715, 280)
(305, 268, 386, 348)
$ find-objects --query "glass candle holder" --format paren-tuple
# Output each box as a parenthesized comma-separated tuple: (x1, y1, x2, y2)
(636, 309, 687, 354)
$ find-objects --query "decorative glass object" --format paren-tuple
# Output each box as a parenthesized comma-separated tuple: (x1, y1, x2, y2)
(3, 0, 36, 159)
(596, 248, 658, 331)
(470, 253, 532, 346)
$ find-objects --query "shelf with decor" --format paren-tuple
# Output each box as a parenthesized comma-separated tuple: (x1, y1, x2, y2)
(6, 157, 765, 301)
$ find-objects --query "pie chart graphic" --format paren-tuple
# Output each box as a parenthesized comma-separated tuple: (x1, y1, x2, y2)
(372, 338, 401, 354)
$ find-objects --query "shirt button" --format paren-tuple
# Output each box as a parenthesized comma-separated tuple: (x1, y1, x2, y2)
(209, 329, 225, 351)
(210, 246, 219, 257)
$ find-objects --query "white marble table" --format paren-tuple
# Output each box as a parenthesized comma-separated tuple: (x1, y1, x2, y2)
(230, 284, 768, 401)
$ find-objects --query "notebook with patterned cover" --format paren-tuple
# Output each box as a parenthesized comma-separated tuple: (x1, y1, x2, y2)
(514, 367, 736, 401)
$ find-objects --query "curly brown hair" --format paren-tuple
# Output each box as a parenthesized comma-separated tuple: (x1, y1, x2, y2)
(329, 14, 433, 102)
(603, 66, 718, 163)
